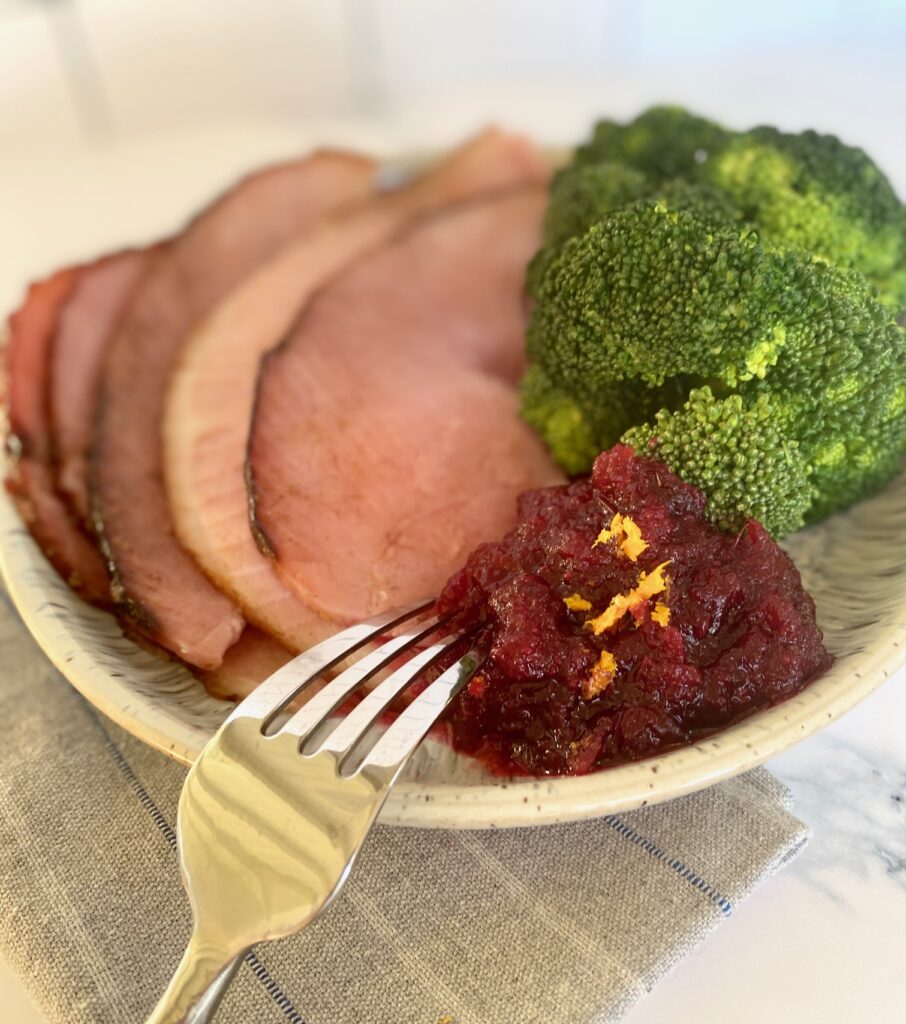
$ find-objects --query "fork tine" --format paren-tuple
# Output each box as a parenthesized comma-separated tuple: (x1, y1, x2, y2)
(226, 600, 433, 725)
(281, 614, 448, 742)
(315, 630, 470, 757)
(353, 649, 480, 774)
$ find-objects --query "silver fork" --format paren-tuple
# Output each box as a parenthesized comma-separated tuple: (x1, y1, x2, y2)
(145, 602, 478, 1024)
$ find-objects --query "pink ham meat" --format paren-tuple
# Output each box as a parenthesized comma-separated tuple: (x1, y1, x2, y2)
(4, 267, 110, 601)
(164, 130, 549, 652)
(92, 151, 378, 669)
(50, 248, 152, 525)
(248, 189, 566, 623)
(200, 626, 294, 703)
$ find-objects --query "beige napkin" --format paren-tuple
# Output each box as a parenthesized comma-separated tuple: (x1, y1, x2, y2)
(0, 591, 808, 1024)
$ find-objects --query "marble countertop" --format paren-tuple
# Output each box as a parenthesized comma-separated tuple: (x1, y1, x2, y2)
(626, 669, 906, 1024)
(3, 671, 903, 1022)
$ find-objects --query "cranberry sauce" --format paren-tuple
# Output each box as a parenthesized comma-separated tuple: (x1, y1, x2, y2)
(437, 444, 832, 776)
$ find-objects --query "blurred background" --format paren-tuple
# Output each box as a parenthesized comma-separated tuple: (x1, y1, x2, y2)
(2, 0, 905, 310)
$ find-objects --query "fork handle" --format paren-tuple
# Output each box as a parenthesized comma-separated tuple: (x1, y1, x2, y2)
(145, 931, 244, 1024)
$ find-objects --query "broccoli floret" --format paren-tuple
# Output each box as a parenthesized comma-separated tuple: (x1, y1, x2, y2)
(527, 162, 652, 293)
(528, 201, 799, 389)
(572, 110, 906, 311)
(541, 161, 651, 249)
(525, 198, 906, 535)
(530, 165, 740, 295)
(701, 127, 906, 311)
(622, 388, 812, 537)
(651, 179, 741, 231)
(575, 105, 732, 180)
(540, 163, 739, 252)
(520, 363, 692, 474)
(738, 261, 906, 518)
(519, 364, 609, 474)
(522, 107, 906, 535)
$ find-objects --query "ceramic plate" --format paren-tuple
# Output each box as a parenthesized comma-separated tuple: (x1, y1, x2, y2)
(2, 460, 904, 828)
(3, 129, 904, 829)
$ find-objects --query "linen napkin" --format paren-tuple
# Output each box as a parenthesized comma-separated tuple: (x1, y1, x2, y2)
(0, 592, 808, 1024)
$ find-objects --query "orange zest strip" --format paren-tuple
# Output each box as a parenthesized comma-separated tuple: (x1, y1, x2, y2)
(582, 648, 617, 700)
(593, 512, 649, 562)
(585, 561, 671, 636)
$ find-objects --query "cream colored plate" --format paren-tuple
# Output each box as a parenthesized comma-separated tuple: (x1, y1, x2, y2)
(2, 463, 904, 829)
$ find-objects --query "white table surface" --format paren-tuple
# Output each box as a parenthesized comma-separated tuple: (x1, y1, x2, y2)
(2, 5, 904, 1018)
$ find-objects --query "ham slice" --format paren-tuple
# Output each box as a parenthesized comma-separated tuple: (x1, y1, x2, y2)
(92, 151, 377, 668)
(50, 248, 152, 525)
(248, 189, 566, 623)
(4, 267, 110, 601)
(164, 130, 549, 651)
(200, 626, 294, 703)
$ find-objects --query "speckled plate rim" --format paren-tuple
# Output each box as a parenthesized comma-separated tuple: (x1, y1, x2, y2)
(3, 466, 905, 829)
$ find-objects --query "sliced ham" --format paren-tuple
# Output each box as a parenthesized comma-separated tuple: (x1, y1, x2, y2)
(200, 626, 294, 703)
(200, 626, 345, 710)
(5, 269, 76, 458)
(50, 248, 153, 524)
(4, 267, 110, 601)
(164, 129, 549, 651)
(92, 151, 378, 669)
(248, 189, 566, 623)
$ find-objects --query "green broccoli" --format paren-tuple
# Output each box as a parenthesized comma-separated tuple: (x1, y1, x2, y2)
(623, 388, 812, 536)
(539, 162, 739, 251)
(701, 127, 906, 311)
(527, 201, 799, 390)
(519, 363, 691, 475)
(522, 107, 906, 535)
(568, 107, 906, 312)
(524, 197, 906, 536)
(518, 364, 609, 474)
(737, 261, 906, 520)
(574, 105, 732, 180)
(529, 165, 739, 297)
(540, 161, 651, 250)
(526, 161, 652, 293)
